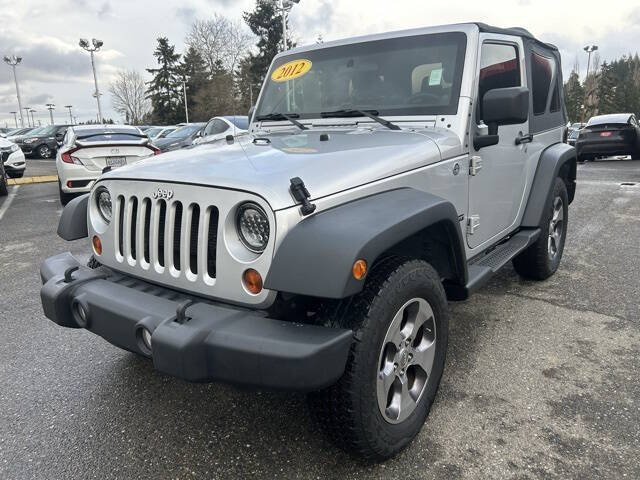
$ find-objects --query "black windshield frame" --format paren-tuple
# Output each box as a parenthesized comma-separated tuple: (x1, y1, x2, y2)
(256, 32, 467, 120)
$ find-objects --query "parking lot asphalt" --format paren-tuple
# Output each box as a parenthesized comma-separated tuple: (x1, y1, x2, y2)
(22, 158, 58, 178)
(0, 159, 639, 479)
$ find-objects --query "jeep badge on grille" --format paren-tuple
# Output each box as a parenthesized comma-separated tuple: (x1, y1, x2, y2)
(152, 188, 174, 200)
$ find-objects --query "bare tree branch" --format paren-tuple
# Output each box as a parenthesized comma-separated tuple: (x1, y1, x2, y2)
(185, 15, 253, 75)
(109, 70, 151, 125)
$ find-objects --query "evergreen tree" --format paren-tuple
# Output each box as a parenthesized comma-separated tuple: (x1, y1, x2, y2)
(596, 62, 618, 115)
(564, 70, 585, 122)
(146, 37, 182, 124)
(243, 0, 286, 83)
(180, 46, 210, 121)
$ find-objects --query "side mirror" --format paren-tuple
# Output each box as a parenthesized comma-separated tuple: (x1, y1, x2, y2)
(248, 106, 255, 122)
(55, 133, 64, 141)
(474, 86, 529, 150)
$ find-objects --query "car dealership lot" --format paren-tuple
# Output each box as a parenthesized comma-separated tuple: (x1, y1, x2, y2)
(0, 160, 638, 479)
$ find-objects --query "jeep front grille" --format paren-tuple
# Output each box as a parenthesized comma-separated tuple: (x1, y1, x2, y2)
(115, 194, 219, 280)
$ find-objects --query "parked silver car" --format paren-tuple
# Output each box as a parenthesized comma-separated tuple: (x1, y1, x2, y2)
(41, 22, 576, 460)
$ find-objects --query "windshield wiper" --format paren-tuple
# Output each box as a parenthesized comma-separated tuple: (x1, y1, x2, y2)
(320, 109, 400, 131)
(256, 112, 308, 131)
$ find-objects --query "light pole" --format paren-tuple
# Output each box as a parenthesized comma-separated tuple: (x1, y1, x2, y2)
(46, 103, 55, 125)
(583, 45, 598, 79)
(64, 105, 74, 124)
(29, 109, 36, 127)
(9, 111, 18, 128)
(279, 0, 301, 51)
(3, 55, 25, 127)
(79, 38, 104, 123)
(23, 107, 31, 127)
(182, 80, 189, 123)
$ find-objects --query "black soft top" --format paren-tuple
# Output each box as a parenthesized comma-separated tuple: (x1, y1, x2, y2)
(475, 23, 559, 51)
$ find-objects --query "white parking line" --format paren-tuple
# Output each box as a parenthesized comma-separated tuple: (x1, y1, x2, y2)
(0, 185, 20, 222)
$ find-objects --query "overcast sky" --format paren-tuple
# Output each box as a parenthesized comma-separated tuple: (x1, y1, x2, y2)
(1, 0, 639, 127)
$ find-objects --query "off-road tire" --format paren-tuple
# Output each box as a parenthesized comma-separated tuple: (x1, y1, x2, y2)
(58, 181, 75, 206)
(513, 177, 568, 280)
(0, 164, 8, 197)
(308, 257, 449, 461)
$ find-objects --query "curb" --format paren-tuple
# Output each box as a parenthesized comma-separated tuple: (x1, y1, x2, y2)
(8, 175, 58, 186)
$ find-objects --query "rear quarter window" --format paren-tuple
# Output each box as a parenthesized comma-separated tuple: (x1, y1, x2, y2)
(531, 52, 554, 115)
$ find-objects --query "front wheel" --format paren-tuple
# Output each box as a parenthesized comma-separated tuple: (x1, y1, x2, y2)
(308, 258, 449, 460)
(513, 177, 569, 280)
(37, 144, 53, 159)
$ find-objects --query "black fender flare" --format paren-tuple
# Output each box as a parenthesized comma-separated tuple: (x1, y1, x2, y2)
(521, 142, 576, 228)
(57, 193, 89, 241)
(264, 188, 467, 299)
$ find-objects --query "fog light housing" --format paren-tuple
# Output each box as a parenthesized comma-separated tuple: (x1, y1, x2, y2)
(141, 328, 152, 351)
(72, 300, 89, 328)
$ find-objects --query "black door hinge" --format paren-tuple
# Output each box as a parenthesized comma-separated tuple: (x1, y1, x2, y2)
(289, 177, 316, 216)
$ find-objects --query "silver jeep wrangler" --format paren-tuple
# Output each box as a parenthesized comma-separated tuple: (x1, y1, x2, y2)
(41, 23, 576, 460)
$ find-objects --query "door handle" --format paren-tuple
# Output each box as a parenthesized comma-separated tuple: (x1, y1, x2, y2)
(515, 133, 533, 145)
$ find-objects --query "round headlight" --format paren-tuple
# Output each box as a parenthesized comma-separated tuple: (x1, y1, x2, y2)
(96, 187, 112, 223)
(236, 203, 270, 253)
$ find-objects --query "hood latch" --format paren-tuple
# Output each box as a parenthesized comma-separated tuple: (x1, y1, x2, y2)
(289, 177, 316, 216)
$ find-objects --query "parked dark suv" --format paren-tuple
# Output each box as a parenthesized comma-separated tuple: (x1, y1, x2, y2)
(15, 124, 72, 158)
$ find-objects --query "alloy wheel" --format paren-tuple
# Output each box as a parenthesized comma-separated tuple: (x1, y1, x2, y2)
(39, 145, 52, 158)
(377, 297, 436, 424)
(548, 196, 564, 260)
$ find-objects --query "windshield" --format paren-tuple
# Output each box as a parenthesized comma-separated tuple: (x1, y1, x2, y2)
(166, 125, 202, 138)
(29, 126, 58, 136)
(144, 127, 163, 138)
(76, 127, 143, 142)
(24, 127, 46, 137)
(255, 32, 467, 120)
(226, 116, 249, 130)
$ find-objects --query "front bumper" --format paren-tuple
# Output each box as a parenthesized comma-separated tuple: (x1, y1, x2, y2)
(40, 253, 352, 391)
(3, 149, 26, 173)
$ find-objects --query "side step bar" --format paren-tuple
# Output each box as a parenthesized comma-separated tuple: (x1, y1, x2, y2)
(445, 228, 541, 300)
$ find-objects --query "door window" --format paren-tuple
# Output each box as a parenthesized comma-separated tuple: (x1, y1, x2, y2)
(478, 43, 520, 122)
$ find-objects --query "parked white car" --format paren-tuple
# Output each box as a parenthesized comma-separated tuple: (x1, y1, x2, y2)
(56, 125, 159, 204)
(1, 137, 26, 195)
(192, 116, 248, 146)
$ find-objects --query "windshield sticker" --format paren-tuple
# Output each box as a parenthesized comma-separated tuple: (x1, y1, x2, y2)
(271, 59, 312, 82)
(429, 68, 442, 86)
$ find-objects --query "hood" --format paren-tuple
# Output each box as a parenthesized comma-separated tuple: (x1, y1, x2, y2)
(0, 137, 14, 148)
(104, 127, 461, 211)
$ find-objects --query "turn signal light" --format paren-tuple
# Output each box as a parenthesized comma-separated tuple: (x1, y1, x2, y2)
(92, 235, 102, 255)
(242, 269, 263, 295)
(352, 259, 367, 280)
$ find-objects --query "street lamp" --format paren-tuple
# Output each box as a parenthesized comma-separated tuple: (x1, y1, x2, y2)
(279, 0, 301, 51)
(64, 105, 74, 124)
(9, 111, 18, 128)
(3, 55, 25, 128)
(23, 107, 31, 127)
(79, 38, 104, 123)
(46, 103, 55, 125)
(583, 45, 598, 79)
(29, 109, 36, 127)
